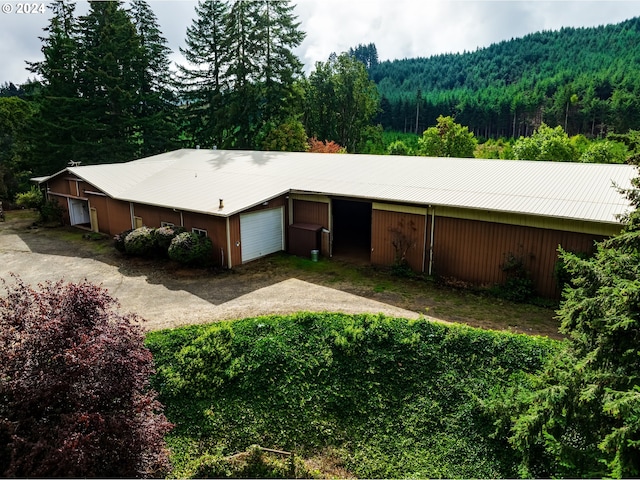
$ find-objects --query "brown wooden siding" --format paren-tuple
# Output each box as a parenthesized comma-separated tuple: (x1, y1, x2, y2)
(431, 216, 602, 298)
(292, 199, 329, 228)
(228, 215, 242, 267)
(47, 177, 73, 196)
(178, 211, 228, 267)
(103, 199, 132, 235)
(131, 203, 182, 229)
(371, 210, 426, 272)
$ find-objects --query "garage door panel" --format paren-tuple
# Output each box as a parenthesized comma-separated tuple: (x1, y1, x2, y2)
(240, 208, 284, 263)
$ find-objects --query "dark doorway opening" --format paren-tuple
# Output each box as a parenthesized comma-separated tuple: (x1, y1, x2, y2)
(332, 199, 372, 261)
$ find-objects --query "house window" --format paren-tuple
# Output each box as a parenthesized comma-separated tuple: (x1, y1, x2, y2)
(161, 222, 174, 227)
(192, 227, 207, 237)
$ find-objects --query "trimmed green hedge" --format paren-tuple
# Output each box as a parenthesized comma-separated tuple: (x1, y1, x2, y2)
(146, 313, 561, 479)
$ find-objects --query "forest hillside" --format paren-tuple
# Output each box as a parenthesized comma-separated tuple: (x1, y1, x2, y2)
(369, 17, 640, 138)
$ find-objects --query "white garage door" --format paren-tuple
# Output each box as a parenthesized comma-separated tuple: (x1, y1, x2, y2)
(240, 207, 284, 263)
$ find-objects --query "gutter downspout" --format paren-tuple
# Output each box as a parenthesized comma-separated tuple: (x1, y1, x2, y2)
(428, 207, 436, 276)
(129, 202, 135, 229)
(226, 217, 232, 268)
(422, 207, 429, 273)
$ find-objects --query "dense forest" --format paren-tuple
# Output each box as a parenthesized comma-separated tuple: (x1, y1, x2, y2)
(368, 17, 640, 137)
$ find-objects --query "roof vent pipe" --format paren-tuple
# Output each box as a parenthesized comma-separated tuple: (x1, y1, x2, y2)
(219, 198, 224, 209)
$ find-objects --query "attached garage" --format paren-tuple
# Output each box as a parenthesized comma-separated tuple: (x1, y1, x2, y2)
(240, 207, 284, 263)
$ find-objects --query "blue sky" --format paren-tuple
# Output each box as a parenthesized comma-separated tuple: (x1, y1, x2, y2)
(2, 0, 640, 85)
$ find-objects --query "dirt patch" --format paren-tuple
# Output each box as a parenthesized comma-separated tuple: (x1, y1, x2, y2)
(0, 211, 561, 338)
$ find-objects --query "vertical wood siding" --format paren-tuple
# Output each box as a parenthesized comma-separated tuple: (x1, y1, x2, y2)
(104, 199, 132, 235)
(371, 210, 426, 272)
(432, 216, 603, 298)
(181, 212, 228, 267)
(228, 215, 242, 267)
(292, 200, 329, 228)
(130, 204, 182, 229)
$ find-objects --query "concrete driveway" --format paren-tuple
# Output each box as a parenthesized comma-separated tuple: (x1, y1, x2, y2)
(0, 225, 423, 331)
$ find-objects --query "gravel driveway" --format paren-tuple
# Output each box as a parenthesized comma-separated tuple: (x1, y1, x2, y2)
(0, 222, 424, 331)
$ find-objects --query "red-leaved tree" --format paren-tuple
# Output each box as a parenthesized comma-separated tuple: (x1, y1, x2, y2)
(307, 137, 347, 153)
(0, 276, 173, 478)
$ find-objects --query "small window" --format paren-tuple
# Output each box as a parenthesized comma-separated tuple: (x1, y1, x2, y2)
(161, 222, 174, 227)
(192, 227, 207, 238)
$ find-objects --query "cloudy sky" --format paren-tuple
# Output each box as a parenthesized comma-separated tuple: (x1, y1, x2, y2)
(2, 0, 640, 85)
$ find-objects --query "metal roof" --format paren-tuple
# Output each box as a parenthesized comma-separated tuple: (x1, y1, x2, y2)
(42, 148, 636, 224)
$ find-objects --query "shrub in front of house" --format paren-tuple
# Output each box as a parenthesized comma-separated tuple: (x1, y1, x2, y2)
(123, 226, 158, 257)
(154, 225, 186, 252)
(114, 229, 134, 253)
(168, 232, 212, 266)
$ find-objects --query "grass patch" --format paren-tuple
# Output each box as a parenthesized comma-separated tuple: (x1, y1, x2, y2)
(264, 253, 559, 338)
(146, 313, 562, 478)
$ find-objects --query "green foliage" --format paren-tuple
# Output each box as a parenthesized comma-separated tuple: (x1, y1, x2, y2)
(0, 97, 34, 199)
(304, 52, 380, 152)
(124, 226, 158, 257)
(146, 313, 559, 478)
(474, 138, 514, 160)
(491, 253, 535, 303)
(38, 199, 64, 225)
(178, 0, 305, 150)
(14, 186, 43, 209)
(502, 163, 640, 477)
(113, 228, 134, 253)
(387, 139, 412, 155)
(513, 123, 577, 161)
(260, 119, 308, 152)
(26, 0, 178, 174)
(154, 225, 185, 251)
(417, 115, 477, 158)
(580, 140, 628, 163)
(168, 232, 213, 266)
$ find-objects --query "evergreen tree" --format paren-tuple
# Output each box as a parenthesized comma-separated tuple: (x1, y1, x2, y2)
(179, 0, 305, 150)
(27, 0, 83, 174)
(178, 0, 231, 149)
(129, 0, 179, 157)
(224, 0, 262, 148)
(75, 1, 142, 164)
(253, 0, 305, 145)
(349, 43, 379, 70)
(502, 160, 640, 478)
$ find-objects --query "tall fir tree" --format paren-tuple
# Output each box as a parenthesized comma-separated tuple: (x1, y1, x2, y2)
(253, 0, 305, 146)
(75, 1, 142, 164)
(179, 0, 306, 149)
(224, 0, 262, 148)
(178, 0, 231, 149)
(129, 0, 179, 157)
(27, 0, 83, 174)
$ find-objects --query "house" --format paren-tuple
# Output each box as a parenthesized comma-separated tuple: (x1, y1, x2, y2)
(37, 148, 636, 298)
